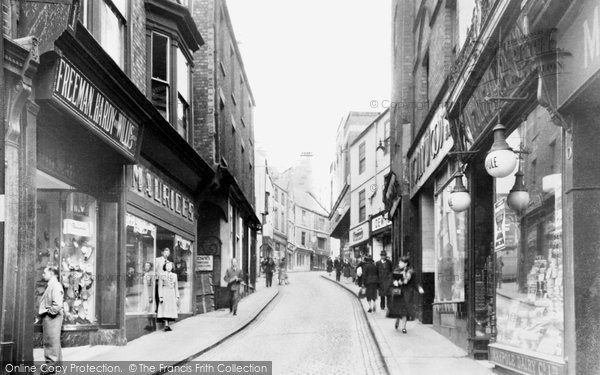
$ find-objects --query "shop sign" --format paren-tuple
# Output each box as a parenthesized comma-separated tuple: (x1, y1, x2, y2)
(349, 222, 370, 246)
(460, 22, 541, 145)
(130, 165, 195, 223)
(409, 107, 454, 198)
(494, 199, 507, 251)
(489, 346, 566, 375)
(63, 219, 93, 237)
(52, 58, 140, 160)
(196, 255, 213, 271)
(370, 212, 391, 233)
(557, 0, 600, 107)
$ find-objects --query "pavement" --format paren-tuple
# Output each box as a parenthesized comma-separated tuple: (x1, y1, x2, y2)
(321, 273, 497, 375)
(33, 284, 278, 374)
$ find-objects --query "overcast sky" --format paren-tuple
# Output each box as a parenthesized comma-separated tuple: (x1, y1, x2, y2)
(227, 0, 391, 203)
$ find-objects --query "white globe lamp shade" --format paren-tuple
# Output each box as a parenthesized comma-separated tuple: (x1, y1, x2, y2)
(507, 171, 530, 212)
(448, 174, 471, 212)
(485, 124, 517, 178)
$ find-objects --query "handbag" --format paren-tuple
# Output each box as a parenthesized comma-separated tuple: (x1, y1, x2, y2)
(358, 286, 367, 299)
(391, 287, 402, 296)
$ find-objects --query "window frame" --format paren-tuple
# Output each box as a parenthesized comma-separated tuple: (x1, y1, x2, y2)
(359, 142, 366, 174)
(358, 190, 366, 222)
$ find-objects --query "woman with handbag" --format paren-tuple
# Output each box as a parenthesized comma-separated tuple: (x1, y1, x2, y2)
(359, 255, 379, 313)
(157, 261, 179, 331)
(388, 256, 424, 333)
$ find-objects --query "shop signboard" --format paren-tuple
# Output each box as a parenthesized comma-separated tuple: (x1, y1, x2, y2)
(557, 0, 600, 108)
(196, 255, 213, 271)
(49, 57, 141, 160)
(489, 345, 566, 375)
(129, 164, 195, 223)
(349, 222, 370, 247)
(409, 106, 454, 198)
(370, 212, 391, 233)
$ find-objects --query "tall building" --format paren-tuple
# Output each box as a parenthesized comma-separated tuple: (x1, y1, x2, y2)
(191, 0, 260, 310)
(348, 109, 391, 260)
(386, 0, 600, 373)
(0, 0, 217, 361)
(329, 111, 379, 260)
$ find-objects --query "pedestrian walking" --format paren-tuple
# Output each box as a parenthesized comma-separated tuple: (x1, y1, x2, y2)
(262, 257, 275, 287)
(342, 259, 352, 283)
(278, 257, 289, 285)
(157, 261, 179, 331)
(224, 259, 244, 315)
(358, 255, 379, 313)
(326, 257, 333, 276)
(376, 250, 393, 310)
(38, 266, 64, 372)
(388, 256, 424, 333)
(334, 257, 342, 282)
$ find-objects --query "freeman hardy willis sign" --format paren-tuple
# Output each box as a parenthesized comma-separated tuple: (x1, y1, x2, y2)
(47, 56, 141, 160)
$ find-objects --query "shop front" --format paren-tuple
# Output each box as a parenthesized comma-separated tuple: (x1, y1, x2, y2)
(369, 211, 392, 257)
(445, 7, 572, 370)
(124, 161, 196, 341)
(33, 43, 143, 347)
(349, 222, 370, 259)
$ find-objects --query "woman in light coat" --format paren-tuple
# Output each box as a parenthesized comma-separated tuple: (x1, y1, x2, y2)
(157, 261, 179, 331)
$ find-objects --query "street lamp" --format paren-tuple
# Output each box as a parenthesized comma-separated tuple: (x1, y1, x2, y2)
(484, 124, 517, 178)
(507, 171, 530, 212)
(448, 173, 471, 212)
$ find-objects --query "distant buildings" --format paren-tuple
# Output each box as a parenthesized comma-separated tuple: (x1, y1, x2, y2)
(329, 111, 380, 260)
(255, 153, 332, 272)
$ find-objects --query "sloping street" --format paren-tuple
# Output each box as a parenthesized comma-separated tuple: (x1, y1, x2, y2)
(192, 273, 386, 375)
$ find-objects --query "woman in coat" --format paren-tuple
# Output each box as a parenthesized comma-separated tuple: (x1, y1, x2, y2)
(157, 261, 179, 331)
(388, 256, 423, 333)
(359, 255, 379, 313)
(326, 257, 334, 276)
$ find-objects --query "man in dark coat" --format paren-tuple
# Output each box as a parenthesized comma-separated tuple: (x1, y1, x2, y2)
(334, 257, 342, 282)
(262, 257, 275, 287)
(376, 250, 393, 310)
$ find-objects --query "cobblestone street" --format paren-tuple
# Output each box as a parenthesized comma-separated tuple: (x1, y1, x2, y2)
(192, 272, 387, 375)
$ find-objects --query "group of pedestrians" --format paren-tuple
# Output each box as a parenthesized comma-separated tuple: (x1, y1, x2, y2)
(327, 257, 353, 282)
(261, 256, 289, 287)
(355, 251, 424, 333)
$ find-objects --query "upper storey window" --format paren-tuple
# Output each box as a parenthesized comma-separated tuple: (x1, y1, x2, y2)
(81, 0, 128, 68)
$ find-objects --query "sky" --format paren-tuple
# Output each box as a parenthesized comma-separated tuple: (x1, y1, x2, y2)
(227, 0, 391, 205)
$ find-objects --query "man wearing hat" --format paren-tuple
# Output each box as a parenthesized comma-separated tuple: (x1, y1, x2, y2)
(376, 250, 393, 310)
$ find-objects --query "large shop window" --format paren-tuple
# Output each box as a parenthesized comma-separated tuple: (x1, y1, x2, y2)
(125, 214, 193, 315)
(36, 174, 98, 325)
(434, 186, 466, 302)
(494, 106, 564, 358)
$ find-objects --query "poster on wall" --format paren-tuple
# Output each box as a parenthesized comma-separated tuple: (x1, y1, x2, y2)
(196, 255, 213, 271)
(494, 199, 506, 251)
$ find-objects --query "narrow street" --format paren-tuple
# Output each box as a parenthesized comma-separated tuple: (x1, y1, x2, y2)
(191, 272, 387, 375)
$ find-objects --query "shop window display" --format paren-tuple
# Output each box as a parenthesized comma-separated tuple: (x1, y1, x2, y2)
(36, 185, 97, 325)
(125, 214, 157, 314)
(125, 213, 193, 315)
(494, 106, 564, 358)
(434, 186, 466, 302)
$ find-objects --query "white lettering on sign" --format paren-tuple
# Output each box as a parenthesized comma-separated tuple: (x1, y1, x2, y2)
(131, 165, 195, 223)
(54, 58, 139, 157)
(584, 5, 600, 69)
(409, 106, 454, 197)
